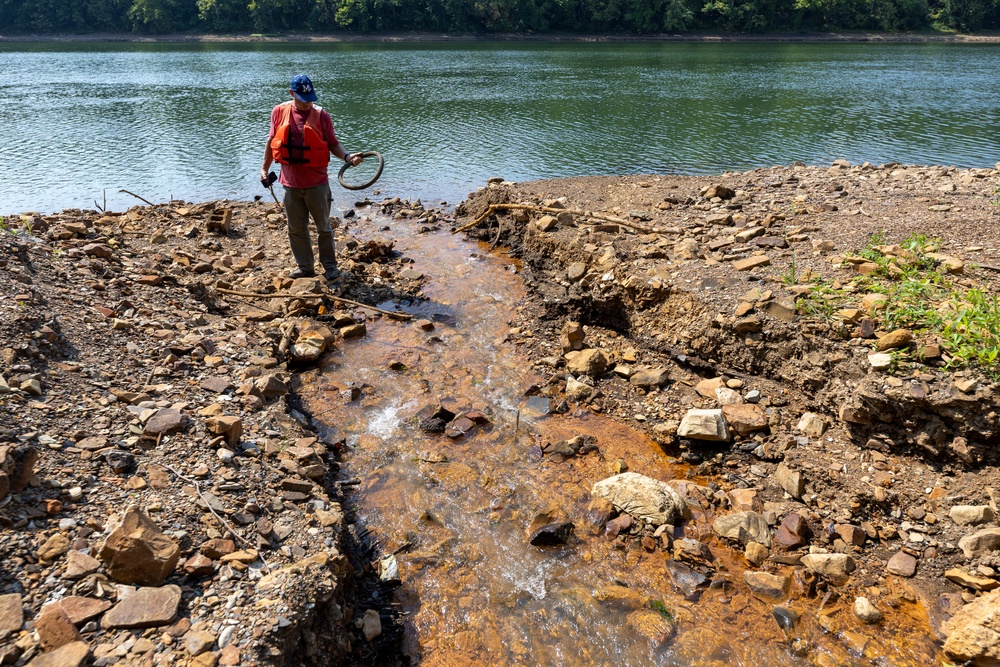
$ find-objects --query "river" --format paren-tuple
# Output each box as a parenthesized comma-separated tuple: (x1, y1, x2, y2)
(1, 41, 999, 215)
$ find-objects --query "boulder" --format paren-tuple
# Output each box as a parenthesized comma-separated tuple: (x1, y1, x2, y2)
(98, 508, 180, 586)
(775, 463, 805, 499)
(853, 597, 883, 624)
(0, 444, 38, 497)
(677, 409, 730, 442)
(206, 415, 242, 449)
(592, 472, 685, 526)
(886, 551, 918, 577)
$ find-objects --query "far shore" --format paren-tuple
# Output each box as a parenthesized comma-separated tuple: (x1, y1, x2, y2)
(3, 30, 1000, 44)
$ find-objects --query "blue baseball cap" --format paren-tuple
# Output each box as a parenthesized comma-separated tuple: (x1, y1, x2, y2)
(289, 74, 318, 103)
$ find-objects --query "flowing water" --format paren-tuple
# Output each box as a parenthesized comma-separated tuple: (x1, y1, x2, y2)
(296, 212, 939, 666)
(2, 41, 1000, 215)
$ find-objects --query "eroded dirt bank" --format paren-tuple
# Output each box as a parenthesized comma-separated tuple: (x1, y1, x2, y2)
(454, 161, 1000, 664)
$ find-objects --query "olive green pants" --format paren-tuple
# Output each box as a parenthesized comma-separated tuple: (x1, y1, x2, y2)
(283, 181, 337, 273)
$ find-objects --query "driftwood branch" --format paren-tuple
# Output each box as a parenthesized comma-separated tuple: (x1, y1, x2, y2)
(453, 203, 657, 235)
(216, 287, 411, 321)
(119, 189, 156, 206)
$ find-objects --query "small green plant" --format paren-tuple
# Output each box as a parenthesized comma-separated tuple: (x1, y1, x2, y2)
(0, 217, 7, 232)
(650, 600, 674, 622)
(781, 252, 798, 286)
(990, 187, 1000, 207)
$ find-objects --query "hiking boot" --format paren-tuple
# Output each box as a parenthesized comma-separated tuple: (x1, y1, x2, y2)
(289, 267, 316, 279)
(323, 266, 341, 281)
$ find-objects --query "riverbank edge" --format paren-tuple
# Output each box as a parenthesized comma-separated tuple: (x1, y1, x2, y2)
(3, 30, 1000, 43)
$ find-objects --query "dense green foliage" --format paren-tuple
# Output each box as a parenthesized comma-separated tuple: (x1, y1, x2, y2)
(1, 0, 999, 34)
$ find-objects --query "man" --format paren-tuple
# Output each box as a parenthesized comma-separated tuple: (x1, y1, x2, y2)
(262, 74, 362, 280)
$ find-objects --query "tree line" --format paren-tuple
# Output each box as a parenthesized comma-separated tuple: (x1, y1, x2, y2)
(1, 0, 998, 35)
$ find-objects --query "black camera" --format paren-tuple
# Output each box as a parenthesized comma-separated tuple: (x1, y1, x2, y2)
(260, 171, 278, 188)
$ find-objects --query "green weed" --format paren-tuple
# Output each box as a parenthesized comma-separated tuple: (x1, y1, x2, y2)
(792, 231, 1000, 375)
(650, 600, 674, 622)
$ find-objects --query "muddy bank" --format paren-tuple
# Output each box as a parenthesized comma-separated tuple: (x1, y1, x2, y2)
(455, 161, 1000, 664)
(0, 196, 446, 666)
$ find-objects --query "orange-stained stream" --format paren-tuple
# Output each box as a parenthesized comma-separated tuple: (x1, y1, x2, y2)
(297, 213, 940, 666)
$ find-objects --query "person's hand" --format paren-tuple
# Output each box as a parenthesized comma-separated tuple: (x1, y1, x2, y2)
(346, 153, 363, 167)
(260, 167, 269, 184)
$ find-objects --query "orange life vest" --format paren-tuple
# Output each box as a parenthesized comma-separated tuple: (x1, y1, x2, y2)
(270, 102, 330, 168)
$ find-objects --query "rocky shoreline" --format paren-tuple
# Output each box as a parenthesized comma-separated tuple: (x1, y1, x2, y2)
(0, 198, 444, 666)
(5, 159, 1000, 666)
(455, 161, 1000, 664)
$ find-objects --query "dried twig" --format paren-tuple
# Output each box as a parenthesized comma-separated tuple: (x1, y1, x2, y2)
(453, 203, 656, 235)
(158, 462, 271, 573)
(119, 189, 156, 207)
(216, 287, 411, 320)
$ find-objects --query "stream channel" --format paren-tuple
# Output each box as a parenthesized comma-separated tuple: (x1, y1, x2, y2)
(296, 208, 939, 667)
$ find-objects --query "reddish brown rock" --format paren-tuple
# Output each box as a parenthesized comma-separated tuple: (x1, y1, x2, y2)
(102, 585, 181, 629)
(774, 513, 811, 549)
(206, 416, 242, 449)
(35, 605, 81, 650)
(200, 539, 236, 559)
(0, 444, 38, 495)
(887, 551, 918, 577)
(183, 554, 215, 576)
(97, 508, 180, 586)
(56, 597, 112, 625)
(142, 408, 189, 437)
(26, 641, 90, 667)
(722, 403, 769, 436)
(62, 550, 101, 580)
(0, 593, 23, 634)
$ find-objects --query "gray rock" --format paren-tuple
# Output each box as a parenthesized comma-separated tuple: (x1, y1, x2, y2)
(361, 609, 381, 642)
(853, 597, 883, 624)
(959, 527, 1000, 560)
(629, 367, 670, 389)
(950, 505, 996, 527)
(592, 472, 685, 526)
(677, 409, 730, 442)
(801, 553, 855, 584)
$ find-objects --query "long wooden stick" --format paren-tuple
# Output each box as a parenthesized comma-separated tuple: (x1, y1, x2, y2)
(452, 203, 656, 235)
(217, 287, 411, 320)
(119, 189, 156, 206)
